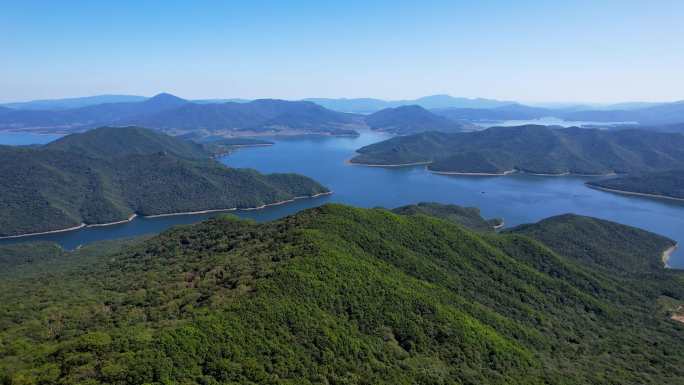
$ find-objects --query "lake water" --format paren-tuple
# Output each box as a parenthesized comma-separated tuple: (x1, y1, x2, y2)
(472, 117, 635, 128)
(0, 131, 64, 145)
(1, 130, 683, 268)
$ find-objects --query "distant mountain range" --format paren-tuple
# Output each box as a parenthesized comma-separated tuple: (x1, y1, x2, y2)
(351, 125, 684, 175)
(0, 126, 328, 237)
(0, 94, 362, 136)
(432, 101, 684, 125)
(304, 95, 516, 113)
(1, 94, 148, 110)
(364, 105, 468, 134)
(125, 98, 361, 135)
(2, 93, 684, 133)
(0, 94, 474, 137)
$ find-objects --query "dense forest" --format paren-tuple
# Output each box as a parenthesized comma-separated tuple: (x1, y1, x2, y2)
(587, 170, 684, 200)
(0, 127, 328, 237)
(0, 204, 682, 384)
(391, 202, 502, 232)
(351, 125, 684, 175)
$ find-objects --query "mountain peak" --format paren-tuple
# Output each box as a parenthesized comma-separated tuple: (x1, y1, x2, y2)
(148, 92, 186, 102)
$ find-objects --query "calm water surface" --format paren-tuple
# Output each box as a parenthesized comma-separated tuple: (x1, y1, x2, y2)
(1, 130, 683, 268)
(0, 131, 63, 145)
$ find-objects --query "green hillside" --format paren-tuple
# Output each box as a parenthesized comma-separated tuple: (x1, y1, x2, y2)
(507, 214, 675, 273)
(351, 126, 684, 175)
(392, 202, 502, 232)
(0, 127, 328, 237)
(1, 204, 682, 384)
(45, 126, 209, 159)
(587, 170, 684, 200)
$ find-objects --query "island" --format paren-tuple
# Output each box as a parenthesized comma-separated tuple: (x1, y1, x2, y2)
(586, 170, 684, 201)
(350, 125, 684, 175)
(1, 203, 683, 384)
(0, 126, 329, 238)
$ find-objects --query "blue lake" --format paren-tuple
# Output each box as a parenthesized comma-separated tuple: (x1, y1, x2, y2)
(2, 130, 684, 268)
(0, 131, 63, 145)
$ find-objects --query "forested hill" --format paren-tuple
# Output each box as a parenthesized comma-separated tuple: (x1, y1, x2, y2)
(392, 202, 503, 232)
(364, 105, 467, 134)
(507, 214, 676, 273)
(0, 127, 328, 237)
(45, 126, 209, 159)
(350, 125, 684, 175)
(587, 170, 684, 200)
(1, 204, 682, 384)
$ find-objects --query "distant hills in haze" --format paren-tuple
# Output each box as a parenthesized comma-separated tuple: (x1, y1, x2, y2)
(1, 94, 148, 110)
(125, 98, 361, 135)
(365, 105, 468, 134)
(2, 93, 684, 135)
(432, 101, 684, 125)
(0, 94, 362, 136)
(304, 94, 516, 113)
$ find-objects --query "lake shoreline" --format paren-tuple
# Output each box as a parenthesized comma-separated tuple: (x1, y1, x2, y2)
(662, 244, 678, 268)
(346, 159, 432, 167)
(0, 223, 87, 240)
(144, 191, 332, 217)
(86, 214, 138, 227)
(348, 159, 615, 177)
(430, 169, 516, 176)
(586, 184, 684, 202)
(0, 192, 332, 239)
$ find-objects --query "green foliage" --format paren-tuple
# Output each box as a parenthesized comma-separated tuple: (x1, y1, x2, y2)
(391, 202, 501, 232)
(588, 170, 684, 199)
(351, 126, 684, 174)
(45, 126, 209, 160)
(0, 127, 328, 237)
(506, 214, 675, 273)
(0, 204, 683, 384)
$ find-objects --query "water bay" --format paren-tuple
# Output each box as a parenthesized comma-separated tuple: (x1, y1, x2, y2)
(2, 130, 683, 268)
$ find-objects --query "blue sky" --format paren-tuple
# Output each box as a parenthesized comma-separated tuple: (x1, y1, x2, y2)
(2, 0, 683, 103)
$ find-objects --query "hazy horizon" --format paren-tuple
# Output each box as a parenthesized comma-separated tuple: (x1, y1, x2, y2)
(2, 92, 683, 107)
(2, 1, 683, 104)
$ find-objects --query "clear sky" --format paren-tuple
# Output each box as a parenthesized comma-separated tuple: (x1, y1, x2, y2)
(2, 0, 683, 103)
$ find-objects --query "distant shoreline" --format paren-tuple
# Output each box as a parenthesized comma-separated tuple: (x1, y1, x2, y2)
(430, 169, 516, 176)
(0, 192, 332, 239)
(348, 159, 615, 177)
(0, 223, 86, 240)
(144, 191, 332, 217)
(86, 213, 138, 227)
(662, 244, 678, 268)
(346, 159, 432, 167)
(586, 184, 684, 202)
